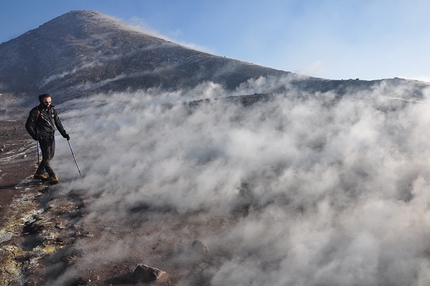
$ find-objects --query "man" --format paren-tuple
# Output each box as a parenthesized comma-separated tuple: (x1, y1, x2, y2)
(25, 94, 70, 184)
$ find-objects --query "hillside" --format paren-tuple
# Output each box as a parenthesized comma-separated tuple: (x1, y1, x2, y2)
(0, 10, 289, 104)
(0, 10, 428, 108)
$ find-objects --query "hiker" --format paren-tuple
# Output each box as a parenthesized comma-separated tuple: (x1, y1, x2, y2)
(25, 94, 70, 184)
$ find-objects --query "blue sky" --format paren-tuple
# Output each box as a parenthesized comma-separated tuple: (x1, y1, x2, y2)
(1, 0, 429, 81)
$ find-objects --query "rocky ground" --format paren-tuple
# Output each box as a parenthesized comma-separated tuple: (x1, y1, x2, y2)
(0, 117, 241, 285)
(0, 119, 179, 285)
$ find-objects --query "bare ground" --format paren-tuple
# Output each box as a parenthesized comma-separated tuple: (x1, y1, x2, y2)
(0, 119, 182, 285)
(0, 118, 243, 285)
(0, 119, 36, 216)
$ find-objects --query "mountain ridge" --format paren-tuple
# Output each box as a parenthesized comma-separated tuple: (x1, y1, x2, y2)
(0, 10, 428, 106)
(0, 10, 290, 103)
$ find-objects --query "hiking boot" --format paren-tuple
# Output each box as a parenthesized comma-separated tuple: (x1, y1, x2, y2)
(34, 173, 49, 180)
(50, 176, 59, 184)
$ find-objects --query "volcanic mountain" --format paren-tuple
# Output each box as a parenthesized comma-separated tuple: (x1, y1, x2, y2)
(0, 10, 427, 107)
(0, 10, 290, 103)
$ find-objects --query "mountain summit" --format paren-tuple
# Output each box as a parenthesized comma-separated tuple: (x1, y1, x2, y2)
(0, 10, 288, 102)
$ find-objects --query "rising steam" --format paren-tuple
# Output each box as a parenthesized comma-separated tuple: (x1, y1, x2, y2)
(49, 76, 430, 285)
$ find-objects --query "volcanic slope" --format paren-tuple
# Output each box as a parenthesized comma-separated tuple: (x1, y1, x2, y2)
(0, 10, 290, 103)
(1, 10, 428, 107)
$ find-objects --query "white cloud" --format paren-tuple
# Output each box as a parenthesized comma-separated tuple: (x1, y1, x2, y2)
(126, 15, 212, 53)
(296, 60, 326, 77)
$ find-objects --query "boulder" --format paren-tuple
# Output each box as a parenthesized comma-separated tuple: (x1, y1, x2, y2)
(131, 263, 165, 282)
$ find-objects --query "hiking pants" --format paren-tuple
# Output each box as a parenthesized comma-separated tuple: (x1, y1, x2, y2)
(36, 135, 56, 176)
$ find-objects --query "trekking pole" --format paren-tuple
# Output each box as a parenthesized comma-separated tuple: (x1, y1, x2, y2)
(36, 141, 40, 165)
(67, 140, 83, 178)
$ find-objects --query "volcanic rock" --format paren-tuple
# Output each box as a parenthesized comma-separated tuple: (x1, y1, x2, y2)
(131, 263, 166, 282)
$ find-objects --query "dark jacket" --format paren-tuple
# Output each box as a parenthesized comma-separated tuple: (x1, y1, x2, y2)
(25, 104, 67, 141)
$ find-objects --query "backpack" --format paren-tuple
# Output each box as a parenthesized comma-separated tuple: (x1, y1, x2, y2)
(35, 106, 54, 121)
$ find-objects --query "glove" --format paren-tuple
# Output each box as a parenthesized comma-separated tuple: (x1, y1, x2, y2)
(64, 134, 70, 141)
